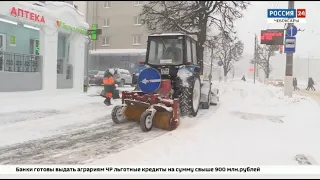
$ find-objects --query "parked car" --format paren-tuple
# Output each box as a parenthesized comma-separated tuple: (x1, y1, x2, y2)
(88, 70, 105, 85)
(106, 68, 132, 87)
(273, 79, 284, 87)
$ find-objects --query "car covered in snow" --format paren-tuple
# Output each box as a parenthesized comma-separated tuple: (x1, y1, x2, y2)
(272, 79, 284, 87)
(88, 70, 105, 85)
(106, 68, 133, 87)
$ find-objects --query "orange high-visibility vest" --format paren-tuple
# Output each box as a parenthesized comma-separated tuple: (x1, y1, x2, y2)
(103, 77, 114, 85)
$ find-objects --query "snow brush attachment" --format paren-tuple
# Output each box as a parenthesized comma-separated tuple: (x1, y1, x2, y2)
(111, 91, 179, 132)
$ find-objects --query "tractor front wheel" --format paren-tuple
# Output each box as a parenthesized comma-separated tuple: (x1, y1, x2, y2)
(111, 105, 127, 124)
(140, 111, 154, 132)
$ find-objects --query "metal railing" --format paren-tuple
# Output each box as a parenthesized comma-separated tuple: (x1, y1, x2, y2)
(0, 51, 42, 72)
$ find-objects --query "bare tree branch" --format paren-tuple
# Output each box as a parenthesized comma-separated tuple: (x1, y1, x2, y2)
(208, 33, 244, 77)
(255, 45, 277, 78)
(140, 1, 250, 74)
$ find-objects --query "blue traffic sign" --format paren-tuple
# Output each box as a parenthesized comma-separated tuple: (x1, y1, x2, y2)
(284, 36, 296, 53)
(218, 61, 223, 66)
(138, 67, 161, 94)
(286, 25, 298, 37)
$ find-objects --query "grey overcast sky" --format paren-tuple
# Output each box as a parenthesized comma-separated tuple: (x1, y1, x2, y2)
(235, 1, 320, 58)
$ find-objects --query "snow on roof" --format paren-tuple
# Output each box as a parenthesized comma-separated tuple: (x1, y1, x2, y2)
(204, 62, 219, 67)
(108, 68, 130, 73)
(90, 49, 147, 56)
(149, 33, 186, 36)
(149, 33, 197, 41)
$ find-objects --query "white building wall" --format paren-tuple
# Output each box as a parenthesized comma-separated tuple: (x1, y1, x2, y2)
(40, 27, 58, 91)
(0, 1, 89, 93)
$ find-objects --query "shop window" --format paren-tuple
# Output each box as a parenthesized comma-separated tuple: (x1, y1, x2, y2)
(35, 40, 39, 55)
(30, 39, 40, 55)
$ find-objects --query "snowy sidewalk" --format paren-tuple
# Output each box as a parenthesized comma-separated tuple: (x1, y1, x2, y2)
(0, 91, 115, 146)
(92, 80, 320, 165)
(0, 89, 162, 164)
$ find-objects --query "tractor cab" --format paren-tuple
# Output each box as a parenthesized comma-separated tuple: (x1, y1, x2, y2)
(144, 33, 200, 77)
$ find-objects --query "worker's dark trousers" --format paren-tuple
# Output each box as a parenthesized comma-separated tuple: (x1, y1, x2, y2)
(104, 97, 111, 106)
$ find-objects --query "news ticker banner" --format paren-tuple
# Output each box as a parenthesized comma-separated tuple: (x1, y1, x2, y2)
(267, 9, 306, 23)
(1, 166, 320, 174)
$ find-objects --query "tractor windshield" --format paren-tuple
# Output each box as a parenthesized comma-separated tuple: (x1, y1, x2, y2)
(147, 36, 183, 65)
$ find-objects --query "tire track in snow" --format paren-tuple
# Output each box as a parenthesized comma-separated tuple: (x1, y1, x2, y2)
(0, 103, 220, 165)
(0, 115, 166, 164)
(0, 101, 103, 126)
(0, 110, 64, 125)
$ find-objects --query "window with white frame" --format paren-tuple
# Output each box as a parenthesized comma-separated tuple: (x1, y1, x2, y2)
(134, 1, 142, 6)
(104, 1, 110, 8)
(133, 16, 141, 25)
(102, 37, 110, 46)
(133, 35, 141, 45)
(103, 18, 110, 27)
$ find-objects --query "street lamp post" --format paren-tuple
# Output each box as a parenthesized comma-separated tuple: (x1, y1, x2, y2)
(248, 32, 258, 84)
(254, 34, 258, 84)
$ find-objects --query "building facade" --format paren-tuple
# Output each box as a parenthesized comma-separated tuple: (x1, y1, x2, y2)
(87, 1, 149, 50)
(0, 1, 88, 92)
(85, 1, 151, 75)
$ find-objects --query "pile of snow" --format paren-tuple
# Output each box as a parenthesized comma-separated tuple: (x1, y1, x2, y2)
(177, 68, 193, 87)
(92, 79, 320, 165)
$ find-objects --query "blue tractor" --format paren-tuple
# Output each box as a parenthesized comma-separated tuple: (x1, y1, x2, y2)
(112, 33, 218, 132)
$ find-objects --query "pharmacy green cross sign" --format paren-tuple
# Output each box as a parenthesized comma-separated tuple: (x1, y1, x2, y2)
(87, 24, 102, 40)
(35, 45, 40, 53)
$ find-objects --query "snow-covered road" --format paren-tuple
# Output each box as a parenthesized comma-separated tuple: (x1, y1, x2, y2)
(0, 86, 219, 164)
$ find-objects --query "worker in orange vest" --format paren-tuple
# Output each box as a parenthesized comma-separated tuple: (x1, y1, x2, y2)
(103, 70, 115, 106)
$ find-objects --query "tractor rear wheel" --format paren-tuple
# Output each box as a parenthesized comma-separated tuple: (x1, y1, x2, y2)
(179, 75, 201, 117)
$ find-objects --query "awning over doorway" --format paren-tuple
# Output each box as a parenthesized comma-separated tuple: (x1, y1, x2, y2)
(90, 49, 146, 56)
